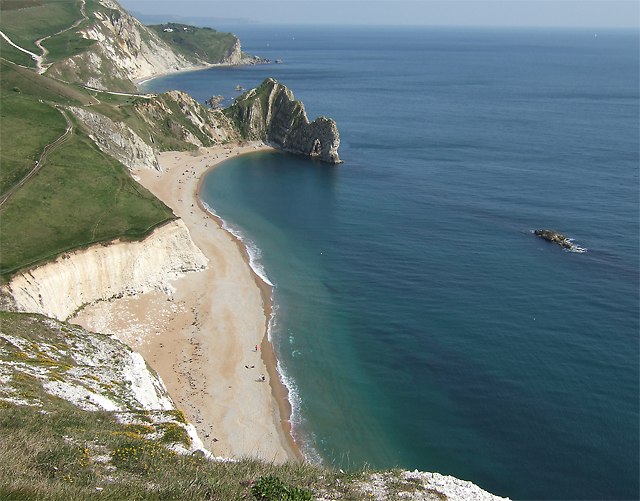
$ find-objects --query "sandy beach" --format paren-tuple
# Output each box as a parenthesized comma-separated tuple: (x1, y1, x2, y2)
(72, 142, 299, 462)
(132, 63, 216, 86)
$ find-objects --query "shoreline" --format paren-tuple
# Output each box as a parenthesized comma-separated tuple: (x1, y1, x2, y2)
(133, 62, 216, 86)
(133, 58, 271, 87)
(72, 142, 302, 462)
(195, 172, 303, 461)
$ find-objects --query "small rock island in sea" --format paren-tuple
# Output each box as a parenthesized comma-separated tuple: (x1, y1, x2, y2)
(535, 229, 573, 249)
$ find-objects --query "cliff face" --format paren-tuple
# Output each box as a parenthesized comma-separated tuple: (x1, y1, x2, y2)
(69, 105, 161, 171)
(46, 0, 210, 92)
(225, 78, 341, 163)
(4, 220, 208, 321)
(0, 312, 211, 457)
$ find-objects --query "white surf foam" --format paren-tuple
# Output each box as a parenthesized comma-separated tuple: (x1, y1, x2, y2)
(566, 239, 587, 253)
(200, 201, 275, 286)
(266, 303, 324, 465)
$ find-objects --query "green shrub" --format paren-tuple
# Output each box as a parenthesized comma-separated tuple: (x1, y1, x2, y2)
(160, 423, 191, 447)
(251, 475, 312, 501)
(167, 409, 187, 423)
(124, 423, 155, 435)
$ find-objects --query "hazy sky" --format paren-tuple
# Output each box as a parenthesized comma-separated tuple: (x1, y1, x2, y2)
(120, 1, 639, 28)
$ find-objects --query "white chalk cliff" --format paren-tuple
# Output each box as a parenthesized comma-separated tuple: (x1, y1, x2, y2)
(5, 220, 207, 321)
(0, 314, 213, 458)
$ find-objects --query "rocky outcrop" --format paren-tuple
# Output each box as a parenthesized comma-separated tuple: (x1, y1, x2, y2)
(354, 470, 510, 501)
(68, 105, 161, 171)
(225, 78, 341, 163)
(3, 220, 208, 321)
(206, 95, 224, 109)
(0, 312, 212, 457)
(134, 91, 239, 149)
(534, 229, 573, 249)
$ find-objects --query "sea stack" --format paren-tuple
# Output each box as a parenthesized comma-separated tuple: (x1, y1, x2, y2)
(223, 78, 342, 163)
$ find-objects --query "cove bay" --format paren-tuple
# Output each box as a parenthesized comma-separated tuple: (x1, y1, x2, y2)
(142, 26, 639, 500)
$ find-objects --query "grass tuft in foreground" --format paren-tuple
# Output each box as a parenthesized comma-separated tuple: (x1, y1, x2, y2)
(0, 402, 400, 501)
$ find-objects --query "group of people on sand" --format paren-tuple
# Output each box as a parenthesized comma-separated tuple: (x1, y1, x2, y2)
(248, 345, 265, 381)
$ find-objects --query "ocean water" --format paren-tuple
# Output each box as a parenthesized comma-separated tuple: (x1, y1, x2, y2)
(140, 27, 639, 500)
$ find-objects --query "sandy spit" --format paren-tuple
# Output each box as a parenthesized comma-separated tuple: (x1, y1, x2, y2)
(72, 142, 300, 462)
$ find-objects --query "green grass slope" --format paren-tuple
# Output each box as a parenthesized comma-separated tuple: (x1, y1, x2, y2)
(0, 38, 37, 67)
(0, 59, 96, 196)
(0, 129, 174, 278)
(0, 0, 84, 51)
(39, 23, 97, 65)
(0, 88, 67, 194)
(0, 61, 175, 281)
(148, 23, 241, 64)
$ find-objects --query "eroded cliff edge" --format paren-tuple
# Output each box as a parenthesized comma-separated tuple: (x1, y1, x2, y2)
(224, 78, 342, 163)
(3, 220, 207, 321)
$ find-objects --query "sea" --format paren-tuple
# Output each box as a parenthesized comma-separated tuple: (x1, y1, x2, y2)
(140, 26, 639, 500)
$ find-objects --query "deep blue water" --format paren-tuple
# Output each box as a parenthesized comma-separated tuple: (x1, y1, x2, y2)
(141, 27, 639, 500)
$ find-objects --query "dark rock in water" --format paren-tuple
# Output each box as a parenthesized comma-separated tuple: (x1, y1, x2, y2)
(205, 95, 224, 109)
(235, 85, 244, 92)
(535, 229, 573, 249)
(243, 55, 270, 65)
(275, 59, 283, 63)
(223, 78, 342, 163)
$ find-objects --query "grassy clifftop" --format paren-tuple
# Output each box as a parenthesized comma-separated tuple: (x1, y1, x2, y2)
(0, 0, 90, 56)
(148, 23, 242, 64)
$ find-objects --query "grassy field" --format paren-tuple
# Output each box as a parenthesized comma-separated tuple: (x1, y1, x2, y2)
(148, 23, 240, 64)
(0, 38, 36, 68)
(0, 129, 174, 278)
(0, 59, 94, 104)
(40, 25, 97, 64)
(0, 87, 67, 194)
(0, 0, 85, 54)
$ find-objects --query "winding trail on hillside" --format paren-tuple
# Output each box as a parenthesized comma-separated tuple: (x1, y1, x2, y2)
(0, 107, 73, 209)
(0, 30, 39, 61)
(33, 0, 88, 74)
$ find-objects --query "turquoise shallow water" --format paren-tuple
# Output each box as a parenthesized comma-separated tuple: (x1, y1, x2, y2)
(142, 27, 639, 500)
